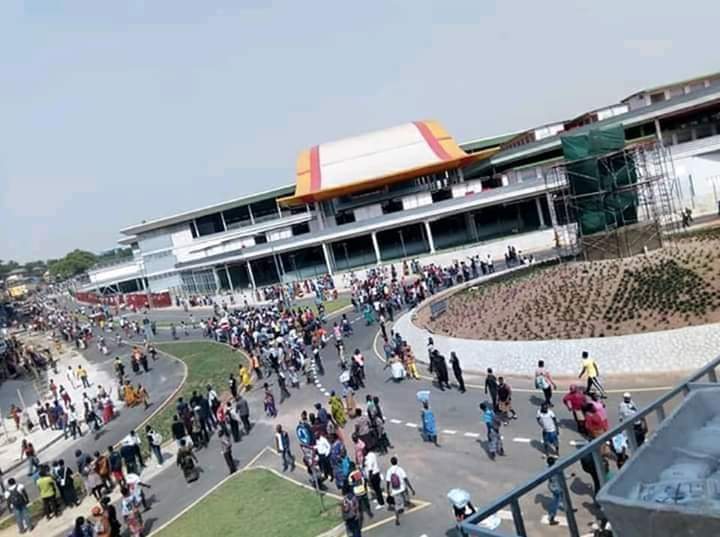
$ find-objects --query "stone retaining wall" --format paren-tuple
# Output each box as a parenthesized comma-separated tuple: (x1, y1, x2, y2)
(394, 267, 720, 377)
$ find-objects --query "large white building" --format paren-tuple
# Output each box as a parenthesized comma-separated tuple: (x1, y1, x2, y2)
(87, 73, 720, 298)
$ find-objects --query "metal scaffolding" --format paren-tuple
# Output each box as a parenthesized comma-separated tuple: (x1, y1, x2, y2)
(544, 139, 682, 261)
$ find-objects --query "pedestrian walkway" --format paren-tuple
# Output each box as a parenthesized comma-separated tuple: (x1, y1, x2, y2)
(0, 442, 181, 537)
(0, 335, 116, 475)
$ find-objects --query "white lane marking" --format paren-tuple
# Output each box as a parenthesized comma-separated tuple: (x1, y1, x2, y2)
(315, 383, 322, 388)
(569, 440, 587, 446)
(541, 514, 568, 526)
(463, 432, 480, 438)
(390, 419, 402, 424)
(405, 422, 418, 428)
(442, 430, 457, 435)
(513, 437, 532, 443)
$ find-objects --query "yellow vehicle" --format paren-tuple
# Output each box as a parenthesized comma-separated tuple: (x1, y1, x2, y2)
(5, 275, 30, 299)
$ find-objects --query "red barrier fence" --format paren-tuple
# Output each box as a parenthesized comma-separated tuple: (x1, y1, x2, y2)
(74, 291, 172, 308)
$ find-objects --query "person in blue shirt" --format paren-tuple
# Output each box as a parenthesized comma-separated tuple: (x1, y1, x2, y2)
(421, 401, 439, 446)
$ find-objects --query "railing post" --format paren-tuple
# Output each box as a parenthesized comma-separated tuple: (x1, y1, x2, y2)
(709, 368, 718, 383)
(592, 449, 607, 487)
(557, 470, 581, 537)
(655, 405, 666, 423)
(625, 424, 639, 453)
(510, 498, 527, 537)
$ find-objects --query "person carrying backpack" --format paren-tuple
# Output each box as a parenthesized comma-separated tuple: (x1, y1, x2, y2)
(385, 456, 415, 526)
(347, 462, 373, 525)
(341, 487, 362, 537)
(4, 478, 31, 533)
(535, 360, 557, 406)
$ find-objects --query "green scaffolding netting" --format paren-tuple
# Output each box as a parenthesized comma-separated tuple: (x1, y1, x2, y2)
(561, 125, 638, 235)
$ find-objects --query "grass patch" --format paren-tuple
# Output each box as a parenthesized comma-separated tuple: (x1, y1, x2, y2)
(153, 468, 340, 537)
(149, 341, 245, 450)
(318, 297, 351, 315)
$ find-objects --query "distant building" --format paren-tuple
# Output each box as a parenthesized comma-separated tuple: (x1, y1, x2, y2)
(84, 72, 720, 298)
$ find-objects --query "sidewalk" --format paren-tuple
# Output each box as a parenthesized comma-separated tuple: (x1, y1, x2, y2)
(0, 441, 181, 537)
(0, 335, 117, 475)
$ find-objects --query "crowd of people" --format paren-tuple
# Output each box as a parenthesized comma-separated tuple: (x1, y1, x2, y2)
(1, 245, 641, 537)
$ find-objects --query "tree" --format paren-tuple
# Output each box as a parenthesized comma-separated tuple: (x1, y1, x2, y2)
(48, 249, 97, 280)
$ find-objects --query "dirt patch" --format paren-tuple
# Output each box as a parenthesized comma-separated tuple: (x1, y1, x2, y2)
(420, 232, 720, 341)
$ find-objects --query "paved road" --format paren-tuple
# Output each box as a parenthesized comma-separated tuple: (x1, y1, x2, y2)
(26, 293, 685, 537)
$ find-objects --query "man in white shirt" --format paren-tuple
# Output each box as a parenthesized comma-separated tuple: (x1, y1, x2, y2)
(536, 403, 559, 455)
(315, 434, 332, 480)
(364, 450, 385, 508)
(385, 456, 415, 526)
(618, 392, 648, 447)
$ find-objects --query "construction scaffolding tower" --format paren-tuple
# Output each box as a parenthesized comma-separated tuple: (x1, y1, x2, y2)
(545, 137, 682, 261)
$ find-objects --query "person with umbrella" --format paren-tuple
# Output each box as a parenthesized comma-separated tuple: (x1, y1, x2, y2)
(448, 488, 477, 537)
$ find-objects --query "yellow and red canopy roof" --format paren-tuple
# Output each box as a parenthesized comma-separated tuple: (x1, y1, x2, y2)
(280, 120, 488, 206)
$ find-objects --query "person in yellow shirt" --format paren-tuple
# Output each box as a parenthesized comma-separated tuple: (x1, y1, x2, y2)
(37, 465, 61, 519)
(403, 348, 420, 380)
(239, 365, 252, 392)
(578, 351, 605, 397)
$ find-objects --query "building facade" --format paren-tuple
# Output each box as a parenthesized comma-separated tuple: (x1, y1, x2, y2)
(85, 74, 720, 298)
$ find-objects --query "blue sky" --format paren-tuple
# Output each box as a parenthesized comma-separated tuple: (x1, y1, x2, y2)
(1, 0, 716, 262)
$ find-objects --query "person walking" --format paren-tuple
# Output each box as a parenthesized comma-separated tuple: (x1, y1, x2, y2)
(4, 478, 31, 533)
(37, 465, 61, 520)
(177, 440, 199, 483)
(77, 365, 91, 389)
(484, 368, 498, 411)
(536, 403, 560, 456)
(562, 385, 587, 434)
(227, 402, 241, 442)
(420, 401, 439, 446)
(364, 449, 384, 508)
(348, 461, 373, 524)
(57, 459, 81, 507)
(236, 395, 252, 434)
(479, 402, 495, 441)
(497, 377, 517, 424)
(385, 456, 415, 526)
(449, 352, 466, 393)
(275, 424, 296, 472)
(578, 351, 605, 397)
(145, 425, 164, 467)
(535, 360, 557, 406)
(618, 392, 648, 447)
(219, 430, 237, 475)
(545, 455, 565, 525)
(341, 486, 362, 537)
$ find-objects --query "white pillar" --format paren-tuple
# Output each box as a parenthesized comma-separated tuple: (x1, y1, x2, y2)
(321, 243, 333, 275)
(246, 261, 256, 290)
(371, 232, 381, 264)
(654, 118, 664, 146)
(225, 264, 234, 292)
(424, 221, 436, 253)
(546, 192, 558, 227)
(212, 267, 221, 291)
(535, 198, 546, 227)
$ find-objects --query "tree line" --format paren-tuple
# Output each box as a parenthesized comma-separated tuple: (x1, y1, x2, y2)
(1, 247, 133, 282)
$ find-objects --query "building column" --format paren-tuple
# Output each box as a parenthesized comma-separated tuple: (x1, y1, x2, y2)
(246, 261, 256, 290)
(424, 221, 436, 253)
(321, 243, 334, 275)
(371, 232, 382, 264)
(535, 197, 546, 227)
(272, 254, 283, 282)
(212, 267, 221, 292)
(466, 212, 479, 242)
(654, 118, 664, 146)
(546, 192, 559, 227)
(225, 264, 234, 292)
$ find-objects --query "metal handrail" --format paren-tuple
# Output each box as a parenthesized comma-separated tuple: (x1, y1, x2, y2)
(461, 353, 720, 536)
